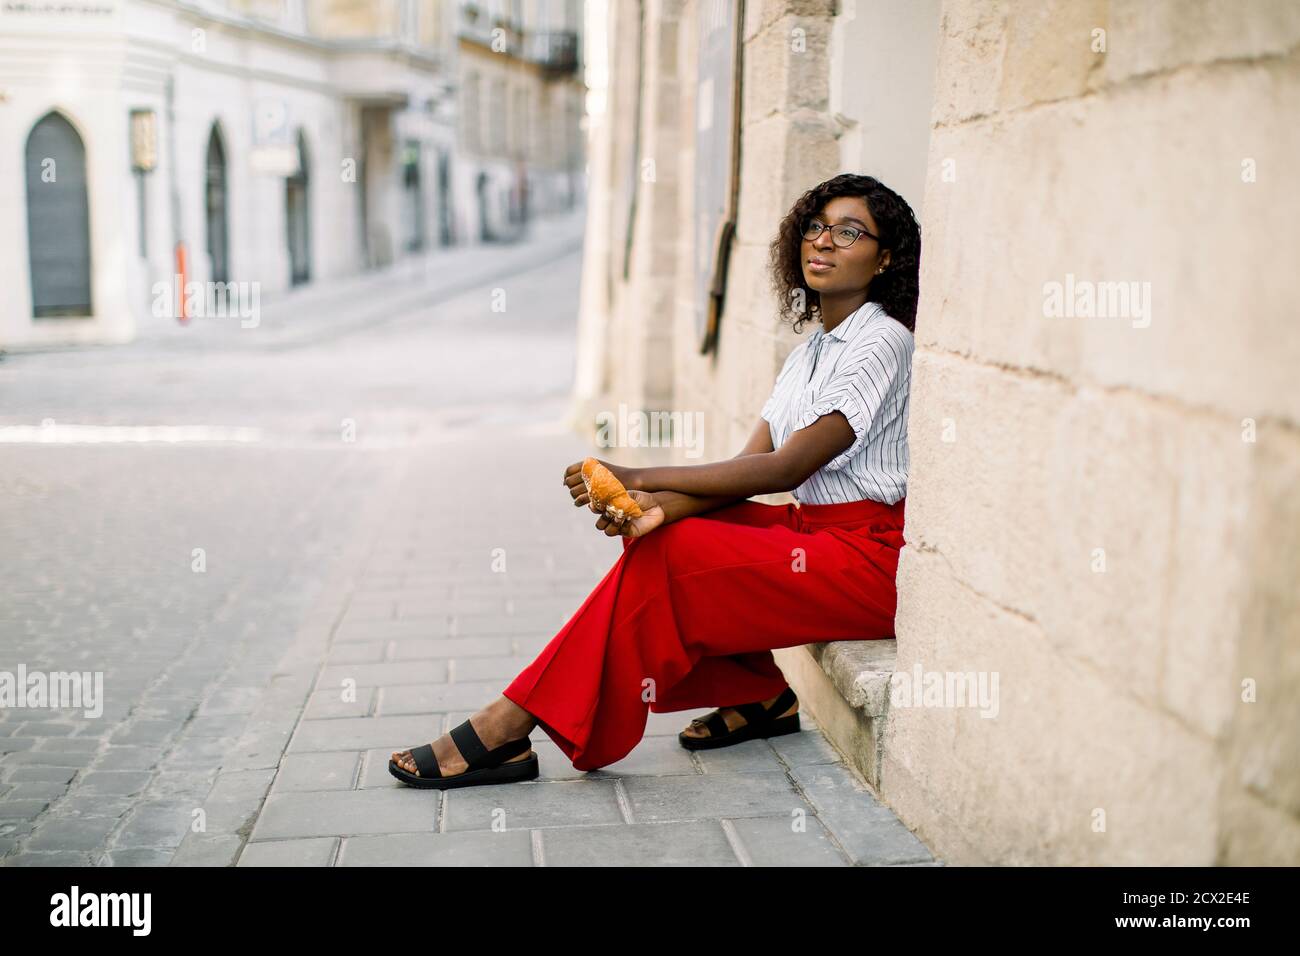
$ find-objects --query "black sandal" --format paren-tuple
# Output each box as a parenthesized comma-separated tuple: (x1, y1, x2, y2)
(678, 686, 800, 751)
(389, 718, 539, 789)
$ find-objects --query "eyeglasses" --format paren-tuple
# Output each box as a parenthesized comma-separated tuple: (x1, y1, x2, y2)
(801, 218, 878, 248)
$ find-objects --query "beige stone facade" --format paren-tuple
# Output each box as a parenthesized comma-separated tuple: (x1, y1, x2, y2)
(572, 0, 1299, 865)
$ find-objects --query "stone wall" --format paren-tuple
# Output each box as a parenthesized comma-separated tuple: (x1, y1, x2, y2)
(886, 0, 1300, 865)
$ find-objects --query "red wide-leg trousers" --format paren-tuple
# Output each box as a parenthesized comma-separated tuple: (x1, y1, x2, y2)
(501, 495, 906, 771)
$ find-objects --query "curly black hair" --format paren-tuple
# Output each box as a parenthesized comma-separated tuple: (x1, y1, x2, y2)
(767, 173, 921, 333)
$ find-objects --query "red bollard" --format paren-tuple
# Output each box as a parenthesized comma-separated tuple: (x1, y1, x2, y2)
(175, 241, 189, 324)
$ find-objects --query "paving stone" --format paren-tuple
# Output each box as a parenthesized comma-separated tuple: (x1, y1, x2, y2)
(49, 792, 136, 818)
(304, 686, 376, 720)
(183, 715, 251, 738)
(339, 600, 397, 621)
(892, 859, 947, 866)
(4, 766, 77, 784)
(110, 719, 186, 746)
(4, 851, 94, 866)
(0, 799, 52, 818)
(538, 820, 741, 866)
(2, 750, 94, 768)
(24, 814, 122, 852)
(195, 767, 271, 802)
(333, 615, 551, 643)
(13, 722, 78, 737)
(198, 687, 265, 717)
(331, 620, 447, 643)
(275, 752, 361, 792)
(97, 847, 176, 866)
(727, 814, 851, 866)
(148, 770, 219, 802)
(169, 834, 243, 866)
(289, 715, 445, 753)
(766, 725, 846, 767)
(620, 771, 809, 823)
(89, 746, 167, 771)
(691, 738, 789, 774)
(158, 735, 238, 770)
(193, 769, 276, 834)
(450, 614, 568, 637)
(389, 637, 515, 660)
(133, 697, 200, 720)
(251, 789, 437, 840)
(237, 837, 339, 866)
(442, 778, 625, 832)
(79, 771, 153, 796)
(446, 656, 537, 682)
(324, 642, 389, 665)
(5, 782, 70, 800)
(388, 596, 512, 617)
(0, 820, 36, 842)
(111, 798, 201, 850)
(587, 737, 700, 777)
(788, 763, 934, 865)
(339, 830, 533, 866)
(317, 661, 449, 688)
(33, 737, 104, 754)
(222, 727, 296, 771)
(376, 682, 508, 715)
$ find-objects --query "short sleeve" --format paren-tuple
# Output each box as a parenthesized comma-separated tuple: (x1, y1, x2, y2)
(789, 328, 912, 472)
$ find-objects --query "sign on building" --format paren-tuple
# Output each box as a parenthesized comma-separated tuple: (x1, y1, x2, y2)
(249, 97, 299, 175)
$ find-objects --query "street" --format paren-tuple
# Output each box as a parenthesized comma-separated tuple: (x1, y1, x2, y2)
(0, 215, 933, 866)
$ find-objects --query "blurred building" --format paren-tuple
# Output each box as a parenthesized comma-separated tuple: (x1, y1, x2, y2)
(574, 0, 1299, 865)
(0, 0, 585, 349)
(455, 0, 584, 241)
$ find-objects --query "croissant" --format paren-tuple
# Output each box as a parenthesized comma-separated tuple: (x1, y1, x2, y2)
(581, 457, 643, 521)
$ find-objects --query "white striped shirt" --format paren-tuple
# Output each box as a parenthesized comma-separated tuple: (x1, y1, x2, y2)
(760, 301, 914, 505)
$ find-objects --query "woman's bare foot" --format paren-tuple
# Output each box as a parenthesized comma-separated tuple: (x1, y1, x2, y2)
(680, 691, 799, 739)
(391, 696, 538, 777)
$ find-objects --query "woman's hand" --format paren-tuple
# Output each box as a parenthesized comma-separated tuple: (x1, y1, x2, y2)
(562, 458, 643, 507)
(591, 490, 664, 538)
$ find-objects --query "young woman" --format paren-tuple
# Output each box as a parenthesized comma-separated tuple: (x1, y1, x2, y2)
(390, 173, 921, 788)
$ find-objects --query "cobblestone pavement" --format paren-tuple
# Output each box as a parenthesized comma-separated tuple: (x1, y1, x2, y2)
(0, 210, 935, 866)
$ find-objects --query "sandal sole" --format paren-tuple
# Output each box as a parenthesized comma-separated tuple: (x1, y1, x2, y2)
(678, 713, 801, 751)
(388, 752, 539, 789)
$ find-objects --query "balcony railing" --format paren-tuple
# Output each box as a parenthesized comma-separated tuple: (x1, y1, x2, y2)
(526, 30, 579, 77)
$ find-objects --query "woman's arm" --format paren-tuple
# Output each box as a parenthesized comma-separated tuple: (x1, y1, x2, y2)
(566, 416, 779, 526)
(632, 411, 855, 499)
(648, 417, 777, 524)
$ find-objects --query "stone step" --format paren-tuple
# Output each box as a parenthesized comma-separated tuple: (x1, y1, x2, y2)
(775, 639, 896, 791)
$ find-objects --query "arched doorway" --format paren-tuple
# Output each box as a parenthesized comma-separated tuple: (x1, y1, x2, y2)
(25, 111, 91, 317)
(205, 124, 230, 284)
(285, 131, 311, 285)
